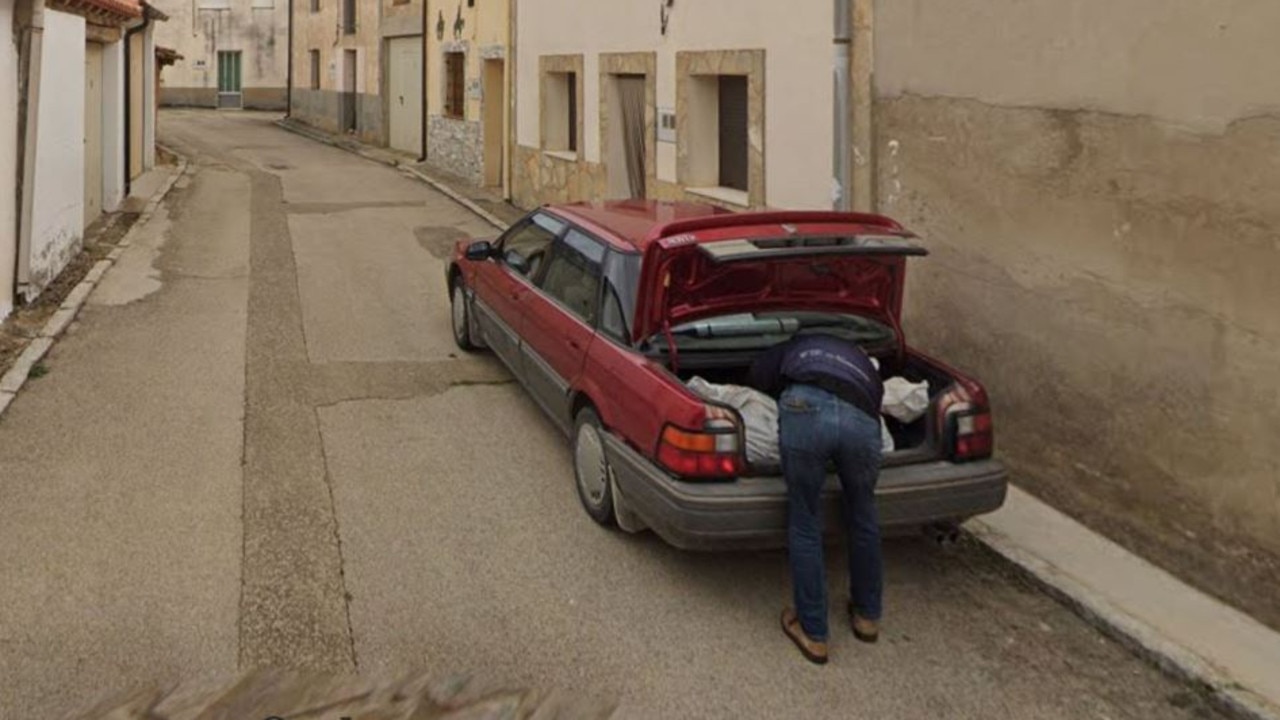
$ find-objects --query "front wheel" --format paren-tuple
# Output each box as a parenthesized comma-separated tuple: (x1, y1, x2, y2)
(573, 407, 616, 527)
(450, 281, 477, 352)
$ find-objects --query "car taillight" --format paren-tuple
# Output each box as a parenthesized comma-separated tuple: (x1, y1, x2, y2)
(656, 406, 744, 479)
(936, 387, 994, 462)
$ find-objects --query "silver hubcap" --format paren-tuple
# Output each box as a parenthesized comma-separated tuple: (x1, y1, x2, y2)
(451, 286, 467, 341)
(575, 422, 608, 507)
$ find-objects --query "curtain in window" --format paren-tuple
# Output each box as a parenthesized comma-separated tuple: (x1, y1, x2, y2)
(617, 76, 646, 199)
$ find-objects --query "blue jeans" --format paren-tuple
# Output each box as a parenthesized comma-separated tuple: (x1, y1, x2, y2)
(778, 383, 884, 641)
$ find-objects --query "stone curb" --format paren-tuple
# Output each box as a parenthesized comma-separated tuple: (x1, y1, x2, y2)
(274, 114, 1273, 718)
(275, 118, 510, 232)
(0, 151, 189, 422)
(965, 518, 1279, 720)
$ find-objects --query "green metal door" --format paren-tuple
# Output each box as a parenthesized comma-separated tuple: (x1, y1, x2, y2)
(217, 51, 242, 108)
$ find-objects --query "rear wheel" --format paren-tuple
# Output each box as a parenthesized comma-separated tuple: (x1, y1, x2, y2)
(451, 281, 477, 352)
(573, 407, 616, 527)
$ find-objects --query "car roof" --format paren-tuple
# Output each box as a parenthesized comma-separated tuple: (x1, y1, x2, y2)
(543, 200, 908, 254)
(545, 200, 736, 252)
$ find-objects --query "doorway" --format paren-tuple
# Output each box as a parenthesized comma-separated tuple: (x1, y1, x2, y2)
(216, 50, 242, 108)
(606, 74, 646, 199)
(343, 49, 358, 133)
(387, 38, 422, 154)
(482, 59, 504, 188)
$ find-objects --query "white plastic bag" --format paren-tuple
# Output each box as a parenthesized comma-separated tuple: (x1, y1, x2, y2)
(880, 417, 895, 453)
(686, 377, 779, 466)
(882, 377, 930, 424)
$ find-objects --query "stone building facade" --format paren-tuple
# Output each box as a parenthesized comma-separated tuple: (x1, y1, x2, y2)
(151, 0, 288, 109)
(290, 0, 385, 144)
(424, 0, 508, 189)
(512, 0, 828, 212)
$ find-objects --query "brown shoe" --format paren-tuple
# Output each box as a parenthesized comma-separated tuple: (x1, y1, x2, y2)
(780, 608, 829, 665)
(848, 602, 880, 643)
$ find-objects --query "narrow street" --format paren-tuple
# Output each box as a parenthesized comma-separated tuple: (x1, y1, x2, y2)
(0, 111, 1226, 719)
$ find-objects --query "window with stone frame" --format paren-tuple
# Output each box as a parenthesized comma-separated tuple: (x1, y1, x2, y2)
(309, 50, 320, 90)
(444, 52, 465, 119)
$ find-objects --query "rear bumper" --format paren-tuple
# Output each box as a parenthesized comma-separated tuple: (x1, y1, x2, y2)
(605, 435, 1007, 551)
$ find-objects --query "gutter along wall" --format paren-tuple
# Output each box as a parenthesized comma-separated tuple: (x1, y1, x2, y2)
(872, 0, 1280, 579)
(1, 0, 19, 319)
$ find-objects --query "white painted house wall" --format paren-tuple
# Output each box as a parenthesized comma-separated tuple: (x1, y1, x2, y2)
(143, 24, 156, 170)
(102, 40, 127, 211)
(0, 0, 18, 319)
(28, 9, 87, 295)
(515, 0, 832, 209)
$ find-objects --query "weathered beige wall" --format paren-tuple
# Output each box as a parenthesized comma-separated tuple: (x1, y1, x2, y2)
(874, 0, 1280, 564)
(291, 0, 384, 143)
(151, 0, 289, 104)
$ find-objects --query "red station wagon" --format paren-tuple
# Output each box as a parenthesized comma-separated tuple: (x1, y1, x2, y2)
(447, 201, 1007, 550)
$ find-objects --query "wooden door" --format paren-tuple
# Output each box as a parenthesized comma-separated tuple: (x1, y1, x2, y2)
(387, 37, 422, 154)
(482, 59, 504, 187)
(84, 42, 104, 229)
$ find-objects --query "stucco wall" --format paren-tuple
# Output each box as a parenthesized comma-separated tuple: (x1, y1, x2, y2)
(28, 9, 86, 296)
(151, 0, 289, 99)
(513, 0, 829, 210)
(291, 0, 384, 142)
(874, 0, 1280, 568)
(0, 0, 18, 319)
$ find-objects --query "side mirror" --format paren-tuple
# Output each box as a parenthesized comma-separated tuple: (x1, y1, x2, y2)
(465, 240, 495, 262)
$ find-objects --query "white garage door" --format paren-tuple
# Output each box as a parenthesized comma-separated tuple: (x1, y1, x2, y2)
(388, 37, 423, 156)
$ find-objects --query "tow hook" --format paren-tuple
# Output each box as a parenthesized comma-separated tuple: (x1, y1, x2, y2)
(923, 521, 961, 547)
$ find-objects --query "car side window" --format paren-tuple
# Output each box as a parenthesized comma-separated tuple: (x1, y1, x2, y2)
(539, 229, 606, 326)
(600, 250, 642, 343)
(499, 212, 565, 278)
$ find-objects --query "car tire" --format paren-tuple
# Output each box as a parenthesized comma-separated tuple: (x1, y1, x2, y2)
(573, 407, 616, 527)
(450, 280, 477, 352)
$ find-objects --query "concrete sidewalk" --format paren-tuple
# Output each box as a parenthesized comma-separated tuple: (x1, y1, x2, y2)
(275, 115, 1280, 720)
(968, 488, 1280, 720)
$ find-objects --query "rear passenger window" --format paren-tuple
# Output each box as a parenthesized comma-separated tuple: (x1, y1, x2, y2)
(539, 229, 605, 325)
(600, 251, 641, 343)
(500, 212, 565, 278)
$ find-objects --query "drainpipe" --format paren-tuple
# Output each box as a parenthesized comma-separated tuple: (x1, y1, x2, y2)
(417, 0, 427, 161)
(14, 0, 46, 302)
(504, 0, 515, 200)
(123, 13, 152, 196)
(285, 0, 293, 118)
(832, 0, 853, 211)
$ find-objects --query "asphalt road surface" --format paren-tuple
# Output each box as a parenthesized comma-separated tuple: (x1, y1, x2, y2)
(0, 111, 1227, 720)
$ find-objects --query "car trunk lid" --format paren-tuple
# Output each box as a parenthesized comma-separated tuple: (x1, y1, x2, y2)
(632, 212, 927, 344)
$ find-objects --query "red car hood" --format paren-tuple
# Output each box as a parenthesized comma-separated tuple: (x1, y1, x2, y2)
(632, 220, 926, 343)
